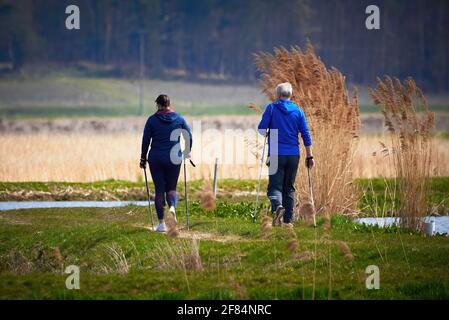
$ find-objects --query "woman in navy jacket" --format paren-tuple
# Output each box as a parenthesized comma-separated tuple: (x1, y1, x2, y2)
(140, 94, 192, 232)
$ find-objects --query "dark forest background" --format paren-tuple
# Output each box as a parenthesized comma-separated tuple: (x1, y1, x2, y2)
(0, 0, 448, 92)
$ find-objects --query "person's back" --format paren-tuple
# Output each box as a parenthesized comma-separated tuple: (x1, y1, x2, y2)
(261, 98, 311, 156)
(258, 82, 314, 226)
(144, 110, 190, 162)
(140, 94, 192, 232)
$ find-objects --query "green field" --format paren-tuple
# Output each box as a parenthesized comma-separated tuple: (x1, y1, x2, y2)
(0, 73, 266, 118)
(0, 178, 448, 299)
(1, 73, 447, 118)
(1, 205, 449, 299)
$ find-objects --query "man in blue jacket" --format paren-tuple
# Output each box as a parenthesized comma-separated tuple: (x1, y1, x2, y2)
(258, 82, 314, 226)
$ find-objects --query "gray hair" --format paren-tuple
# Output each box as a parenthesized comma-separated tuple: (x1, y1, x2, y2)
(275, 82, 293, 98)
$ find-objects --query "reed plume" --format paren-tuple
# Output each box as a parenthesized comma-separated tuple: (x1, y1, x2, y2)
(335, 240, 353, 261)
(285, 223, 299, 254)
(260, 207, 273, 238)
(200, 179, 216, 211)
(165, 209, 179, 238)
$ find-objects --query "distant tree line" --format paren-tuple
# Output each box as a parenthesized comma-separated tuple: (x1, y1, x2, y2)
(0, 0, 448, 92)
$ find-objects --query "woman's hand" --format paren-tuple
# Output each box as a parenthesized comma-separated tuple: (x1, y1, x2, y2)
(139, 158, 147, 169)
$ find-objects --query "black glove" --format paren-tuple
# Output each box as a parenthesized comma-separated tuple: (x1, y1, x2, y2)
(139, 158, 147, 169)
(306, 156, 314, 169)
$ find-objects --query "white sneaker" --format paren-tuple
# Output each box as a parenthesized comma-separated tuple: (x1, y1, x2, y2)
(155, 223, 166, 232)
(169, 206, 177, 222)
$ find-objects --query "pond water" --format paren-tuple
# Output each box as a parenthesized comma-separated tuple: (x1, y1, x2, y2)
(0, 201, 150, 211)
(355, 216, 449, 236)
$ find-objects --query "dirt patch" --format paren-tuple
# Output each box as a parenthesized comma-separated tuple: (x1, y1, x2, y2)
(138, 224, 242, 242)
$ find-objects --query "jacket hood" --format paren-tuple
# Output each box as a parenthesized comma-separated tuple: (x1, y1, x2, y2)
(273, 99, 297, 114)
(155, 110, 179, 123)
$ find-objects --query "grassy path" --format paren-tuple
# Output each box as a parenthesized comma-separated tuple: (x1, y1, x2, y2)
(1, 205, 449, 299)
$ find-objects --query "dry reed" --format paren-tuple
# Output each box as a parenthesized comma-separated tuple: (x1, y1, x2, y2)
(254, 43, 360, 219)
(149, 239, 203, 271)
(335, 240, 353, 261)
(369, 77, 435, 230)
(102, 243, 130, 275)
(200, 179, 216, 211)
(260, 207, 273, 238)
(165, 209, 179, 238)
(285, 223, 299, 254)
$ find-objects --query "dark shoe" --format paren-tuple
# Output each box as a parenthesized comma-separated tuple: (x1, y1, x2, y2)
(272, 206, 285, 227)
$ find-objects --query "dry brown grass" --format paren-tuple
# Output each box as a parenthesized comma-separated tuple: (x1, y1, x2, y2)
(149, 239, 203, 271)
(164, 209, 179, 238)
(285, 223, 299, 254)
(335, 240, 354, 261)
(0, 132, 448, 182)
(369, 77, 435, 230)
(254, 44, 360, 218)
(200, 179, 216, 211)
(259, 208, 272, 239)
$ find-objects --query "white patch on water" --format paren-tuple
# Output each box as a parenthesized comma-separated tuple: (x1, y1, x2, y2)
(0, 201, 151, 211)
(355, 216, 449, 236)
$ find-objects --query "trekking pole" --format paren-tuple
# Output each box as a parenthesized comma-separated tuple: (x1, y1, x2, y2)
(307, 165, 317, 227)
(143, 167, 155, 230)
(252, 132, 268, 223)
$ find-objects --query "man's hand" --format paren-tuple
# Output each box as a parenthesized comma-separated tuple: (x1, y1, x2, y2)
(183, 152, 191, 159)
(139, 158, 147, 169)
(306, 156, 314, 169)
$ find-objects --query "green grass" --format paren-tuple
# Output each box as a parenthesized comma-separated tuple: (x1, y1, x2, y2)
(0, 73, 447, 118)
(0, 73, 265, 118)
(357, 177, 449, 216)
(1, 204, 449, 299)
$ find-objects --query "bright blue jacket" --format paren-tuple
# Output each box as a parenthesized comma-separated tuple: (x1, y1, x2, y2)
(258, 99, 312, 156)
(141, 110, 192, 164)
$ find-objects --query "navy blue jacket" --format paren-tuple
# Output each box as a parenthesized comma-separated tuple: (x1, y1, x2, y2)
(258, 99, 312, 156)
(141, 110, 192, 164)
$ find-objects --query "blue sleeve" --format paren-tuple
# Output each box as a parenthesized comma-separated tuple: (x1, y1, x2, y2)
(298, 110, 312, 147)
(257, 104, 272, 135)
(140, 117, 152, 159)
(181, 117, 193, 153)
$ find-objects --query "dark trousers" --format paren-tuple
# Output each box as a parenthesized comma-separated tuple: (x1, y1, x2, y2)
(267, 155, 299, 223)
(148, 159, 181, 220)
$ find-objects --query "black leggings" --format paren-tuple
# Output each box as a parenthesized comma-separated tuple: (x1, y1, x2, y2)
(149, 160, 181, 220)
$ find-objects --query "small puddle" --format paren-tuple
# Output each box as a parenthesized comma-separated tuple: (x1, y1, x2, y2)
(0, 201, 150, 211)
(355, 216, 449, 236)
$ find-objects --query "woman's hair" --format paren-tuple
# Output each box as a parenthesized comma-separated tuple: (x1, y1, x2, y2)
(155, 94, 170, 109)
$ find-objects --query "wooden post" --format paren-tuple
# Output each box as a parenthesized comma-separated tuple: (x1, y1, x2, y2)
(213, 157, 218, 196)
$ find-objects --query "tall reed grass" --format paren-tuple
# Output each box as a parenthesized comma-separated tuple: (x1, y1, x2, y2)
(369, 77, 435, 230)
